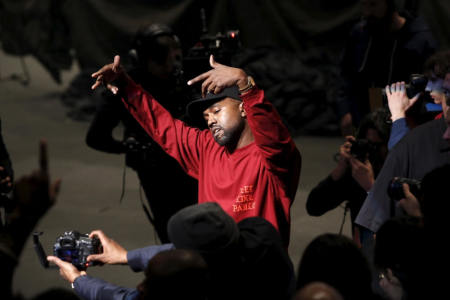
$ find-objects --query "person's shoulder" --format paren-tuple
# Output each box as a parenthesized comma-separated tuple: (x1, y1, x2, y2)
(402, 12, 432, 34)
(393, 119, 443, 150)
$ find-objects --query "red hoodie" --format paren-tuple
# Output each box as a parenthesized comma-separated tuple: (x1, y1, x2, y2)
(122, 79, 301, 245)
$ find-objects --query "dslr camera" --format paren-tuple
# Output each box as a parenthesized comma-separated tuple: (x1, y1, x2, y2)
(33, 231, 102, 270)
(350, 139, 376, 162)
(387, 177, 421, 201)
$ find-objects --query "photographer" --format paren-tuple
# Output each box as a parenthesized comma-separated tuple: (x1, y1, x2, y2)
(48, 203, 294, 300)
(386, 51, 450, 149)
(306, 109, 390, 243)
(85, 24, 197, 243)
(355, 67, 450, 236)
(336, 0, 437, 136)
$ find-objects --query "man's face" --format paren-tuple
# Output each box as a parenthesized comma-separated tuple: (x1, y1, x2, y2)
(442, 73, 450, 144)
(361, 0, 388, 19)
(203, 98, 245, 146)
(146, 36, 182, 80)
(361, 0, 393, 34)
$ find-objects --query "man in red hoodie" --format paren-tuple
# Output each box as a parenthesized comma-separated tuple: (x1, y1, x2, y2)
(91, 55, 301, 245)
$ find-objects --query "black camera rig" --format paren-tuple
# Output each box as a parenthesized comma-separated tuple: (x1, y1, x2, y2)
(182, 8, 242, 81)
(33, 231, 102, 271)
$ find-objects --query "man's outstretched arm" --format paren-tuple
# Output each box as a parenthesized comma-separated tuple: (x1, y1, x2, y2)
(91, 55, 203, 178)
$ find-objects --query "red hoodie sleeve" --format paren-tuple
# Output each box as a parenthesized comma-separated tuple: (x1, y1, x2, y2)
(120, 78, 205, 179)
(242, 87, 301, 174)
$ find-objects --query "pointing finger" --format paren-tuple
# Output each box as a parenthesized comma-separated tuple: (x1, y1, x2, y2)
(112, 55, 121, 72)
(187, 70, 212, 86)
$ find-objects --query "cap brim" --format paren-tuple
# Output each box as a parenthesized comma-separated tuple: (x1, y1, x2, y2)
(186, 86, 241, 121)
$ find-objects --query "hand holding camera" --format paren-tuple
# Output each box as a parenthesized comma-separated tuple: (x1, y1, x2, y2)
(385, 81, 420, 122)
(349, 156, 375, 192)
(86, 230, 128, 265)
(387, 177, 423, 217)
(332, 136, 375, 191)
(331, 136, 353, 181)
(47, 255, 87, 284)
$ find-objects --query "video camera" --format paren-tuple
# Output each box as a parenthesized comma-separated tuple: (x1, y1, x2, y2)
(183, 30, 241, 81)
(382, 74, 428, 99)
(387, 177, 422, 201)
(182, 8, 242, 81)
(33, 231, 102, 271)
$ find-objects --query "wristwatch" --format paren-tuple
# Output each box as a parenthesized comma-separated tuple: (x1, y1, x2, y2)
(239, 76, 255, 94)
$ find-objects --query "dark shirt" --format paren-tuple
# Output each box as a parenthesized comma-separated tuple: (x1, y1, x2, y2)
(336, 12, 438, 124)
(0, 118, 13, 196)
(306, 173, 367, 230)
(356, 118, 450, 232)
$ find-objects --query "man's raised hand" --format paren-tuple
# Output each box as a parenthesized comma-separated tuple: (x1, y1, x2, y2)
(187, 55, 248, 97)
(91, 55, 124, 94)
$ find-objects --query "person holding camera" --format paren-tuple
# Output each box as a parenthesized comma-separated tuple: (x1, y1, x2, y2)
(355, 67, 450, 237)
(385, 51, 450, 149)
(85, 24, 198, 243)
(336, 0, 437, 136)
(91, 53, 301, 247)
(306, 109, 390, 243)
(47, 202, 295, 300)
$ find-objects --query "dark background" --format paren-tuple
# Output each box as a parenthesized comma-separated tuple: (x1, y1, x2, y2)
(2, 0, 449, 135)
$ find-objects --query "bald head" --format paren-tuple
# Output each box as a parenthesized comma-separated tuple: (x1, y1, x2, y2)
(294, 282, 344, 300)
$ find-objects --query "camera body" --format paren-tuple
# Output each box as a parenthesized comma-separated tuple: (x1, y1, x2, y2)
(387, 177, 421, 201)
(183, 30, 241, 81)
(53, 231, 102, 270)
(350, 139, 376, 162)
(382, 74, 428, 99)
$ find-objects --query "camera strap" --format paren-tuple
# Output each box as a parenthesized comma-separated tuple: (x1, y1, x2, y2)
(139, 184, 155, 226)
(339, 202, 350, 235)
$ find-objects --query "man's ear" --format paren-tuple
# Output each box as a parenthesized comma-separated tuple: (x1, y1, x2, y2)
(239, 102, 247, 118)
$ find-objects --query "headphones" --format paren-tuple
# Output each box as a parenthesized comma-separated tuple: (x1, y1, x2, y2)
(129, 23, 181, 67)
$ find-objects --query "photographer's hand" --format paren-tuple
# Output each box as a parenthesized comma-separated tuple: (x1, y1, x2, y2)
(11, 140, 61, 217)
(386, 81, 420, 122)
(331, 136, 353, 181)
(349, 157, 375, 192)
(398, 183, 422, 218)
(47, 256, 86, 284)
(87, 230, 128, 265)
(187, 55, 248, 97)
(91, 55, 127, 94)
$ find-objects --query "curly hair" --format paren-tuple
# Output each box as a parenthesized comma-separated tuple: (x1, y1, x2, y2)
(424, 50, 450, 79)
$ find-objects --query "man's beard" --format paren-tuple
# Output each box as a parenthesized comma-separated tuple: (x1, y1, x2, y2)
(211, 121, 244, 147)
(212, 127, 232, 146)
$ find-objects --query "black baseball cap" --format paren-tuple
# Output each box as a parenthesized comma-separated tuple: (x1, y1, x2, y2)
(186, 86, 242, 121)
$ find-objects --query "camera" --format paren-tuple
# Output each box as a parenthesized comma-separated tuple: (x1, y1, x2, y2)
(123, 136, 153, 152)
(350, 139, 376, 162)
(183, 30, 241, 81)
(382, 74, 428, 99)
(387, 177, 421, 201)
(33, 231, 102, 270)
(53, 231, 102, 270)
